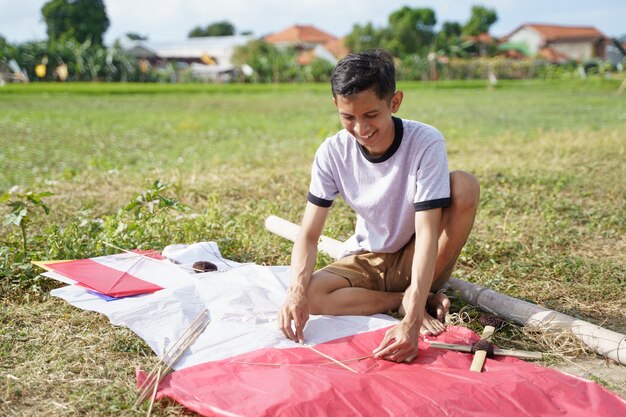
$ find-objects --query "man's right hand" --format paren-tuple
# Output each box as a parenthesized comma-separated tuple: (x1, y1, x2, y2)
(278, 289, 309, 343)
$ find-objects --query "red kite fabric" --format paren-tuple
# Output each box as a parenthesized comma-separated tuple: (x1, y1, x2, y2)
(40, 250, 165, 297)
(139, 326, 626, 417)
(39, 244, 625, 416)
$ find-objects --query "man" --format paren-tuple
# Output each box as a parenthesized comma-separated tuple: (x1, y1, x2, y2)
(278, 49, 479, 363)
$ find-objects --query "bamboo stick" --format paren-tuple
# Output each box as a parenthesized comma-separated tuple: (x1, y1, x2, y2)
(428, 342, 544, 360)
(264, 215, 626, 365)
(306, 345, 358, 373)
(136, 318, 208, 406)
(146, 368, 161, 417)
(135, 309, 210, 408)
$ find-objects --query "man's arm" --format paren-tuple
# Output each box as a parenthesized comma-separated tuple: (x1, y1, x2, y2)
(373, 207, 442, 362)
(278, 201, 330, 343)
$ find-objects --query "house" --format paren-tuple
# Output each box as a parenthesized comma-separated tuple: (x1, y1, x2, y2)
(264, 24, 336, 49)
(297, 39, 349, 65)
(119, 35, 255, 81)
(502, 23, 608, 63)
(264, 24, 348, 65)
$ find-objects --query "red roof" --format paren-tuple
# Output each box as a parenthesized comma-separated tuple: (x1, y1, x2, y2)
(323, 37, 349, 58)
(539, 47, 571, 63)
(296, 38, 349, 65)
(265, 25, 336, 45)
(465, 33, 495, 44)
(506, 23, 606, 42)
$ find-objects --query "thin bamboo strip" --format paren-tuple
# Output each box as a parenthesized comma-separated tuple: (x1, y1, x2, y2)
(137, 309, 207, 396)
(136, 318, 209, 406)
(232, 354, 375, 368)
(135, 309, 210, 407)
(306, 345, 358, 373)
(137, 316, 209, 405)
(145, 367, 161, 417)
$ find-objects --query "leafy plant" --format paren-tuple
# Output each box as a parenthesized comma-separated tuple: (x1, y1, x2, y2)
(123, 180, 187, 219)
(1, 189, 53, 255)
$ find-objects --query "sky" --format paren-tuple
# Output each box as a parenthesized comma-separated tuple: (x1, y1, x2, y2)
(1, 0, 624, 45)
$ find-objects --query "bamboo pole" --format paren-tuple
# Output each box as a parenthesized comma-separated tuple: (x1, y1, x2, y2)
(428, 342, 544, 361)
(264, 215, 626, 366)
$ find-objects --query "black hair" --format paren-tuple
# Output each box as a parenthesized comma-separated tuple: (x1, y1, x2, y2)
(330, 49, 396, 100)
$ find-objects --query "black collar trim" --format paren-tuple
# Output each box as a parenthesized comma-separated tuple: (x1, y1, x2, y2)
(358, 117, 403, 163)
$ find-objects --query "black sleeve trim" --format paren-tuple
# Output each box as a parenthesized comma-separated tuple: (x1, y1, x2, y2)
(307, 192, 334, 208)
(414, 197, 451, 212)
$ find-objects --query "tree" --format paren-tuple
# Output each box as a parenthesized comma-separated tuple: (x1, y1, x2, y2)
(384, 6, 436, 56)
(232, 40, 299, 82)
(435, 22, 462, 48)
(345, 7, 436, 57)
(41, 0, 110, 46)
(434, 21, 468, 57)
(344, 22, 385, 53)
(188, 21, 235, 38)
(462, 5, 497, 36)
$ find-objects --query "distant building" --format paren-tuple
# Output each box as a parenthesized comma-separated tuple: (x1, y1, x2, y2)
(264, 24, 348, 65)
(119, 35, 255, 81)
(264, 24, 336, 49)
(502, 23, 608, 63)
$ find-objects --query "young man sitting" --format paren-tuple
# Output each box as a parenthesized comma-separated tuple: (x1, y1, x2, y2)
(278, 49, 480, 363)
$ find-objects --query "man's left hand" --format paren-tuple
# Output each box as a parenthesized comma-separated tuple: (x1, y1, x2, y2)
(372, 319, 420, 363)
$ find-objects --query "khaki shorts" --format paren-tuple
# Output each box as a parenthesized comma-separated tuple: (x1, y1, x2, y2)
(320, 236, 415, 292)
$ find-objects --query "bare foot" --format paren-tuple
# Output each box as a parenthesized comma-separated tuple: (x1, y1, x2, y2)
(421, 292, 450, 335)
(398, 292, 450, 335)
(428, 292, 450, 321)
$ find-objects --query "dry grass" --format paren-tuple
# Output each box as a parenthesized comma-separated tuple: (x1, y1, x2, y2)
(446, 306, 594, 359)
(0, 299, 194, 416)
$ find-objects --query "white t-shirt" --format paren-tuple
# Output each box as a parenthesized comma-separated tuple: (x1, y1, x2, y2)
(308, 117, 451, 256)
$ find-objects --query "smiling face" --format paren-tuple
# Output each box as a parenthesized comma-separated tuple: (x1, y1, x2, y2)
(334, 89, 403, 157)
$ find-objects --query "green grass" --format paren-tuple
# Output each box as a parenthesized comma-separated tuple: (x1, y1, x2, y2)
(1, 80, 625, 414)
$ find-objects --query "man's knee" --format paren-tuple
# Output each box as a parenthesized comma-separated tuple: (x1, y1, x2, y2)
(306, 270, 350, 315)
(450, 170, 480, 213)
(307, 289, 327, 315)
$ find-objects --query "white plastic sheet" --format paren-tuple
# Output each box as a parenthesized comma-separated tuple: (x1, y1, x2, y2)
(49, 242, 396, 370)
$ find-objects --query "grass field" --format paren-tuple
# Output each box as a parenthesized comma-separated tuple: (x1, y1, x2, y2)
(1, 80, 625, 415)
